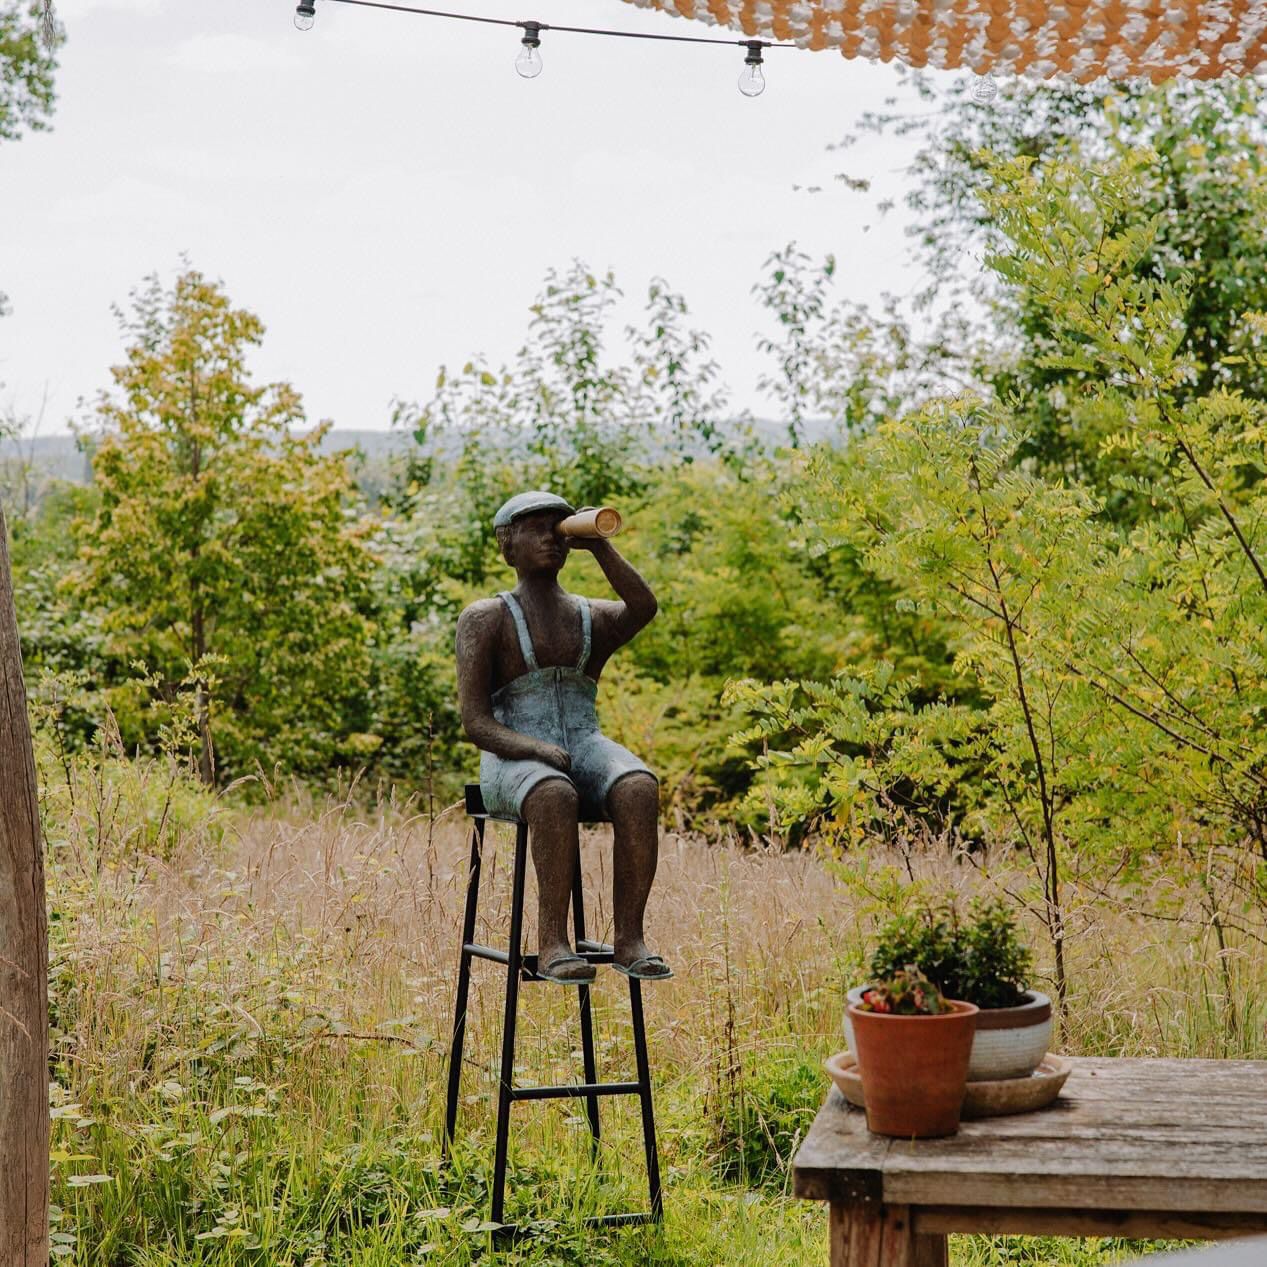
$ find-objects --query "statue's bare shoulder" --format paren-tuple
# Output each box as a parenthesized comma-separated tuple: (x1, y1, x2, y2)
(455, 599, 508, 679)
(456, 597, 504, 643)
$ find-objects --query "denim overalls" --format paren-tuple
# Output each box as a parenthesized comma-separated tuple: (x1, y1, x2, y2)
(478, 590, 653, 820)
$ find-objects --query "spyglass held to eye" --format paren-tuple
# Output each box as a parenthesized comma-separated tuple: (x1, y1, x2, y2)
(556, 507, 623, 540)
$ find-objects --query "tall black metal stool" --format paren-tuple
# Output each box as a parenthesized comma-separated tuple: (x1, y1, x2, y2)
(443, 783, 663, 1232)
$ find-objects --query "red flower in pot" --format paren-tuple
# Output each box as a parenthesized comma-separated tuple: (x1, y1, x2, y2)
(848, 967, 979, 1139)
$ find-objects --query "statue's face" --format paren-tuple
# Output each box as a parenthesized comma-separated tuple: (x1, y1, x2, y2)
(505, 510, 569, 573)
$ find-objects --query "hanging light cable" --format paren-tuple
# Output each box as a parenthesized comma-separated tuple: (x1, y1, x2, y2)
(300, 0, 795, 95)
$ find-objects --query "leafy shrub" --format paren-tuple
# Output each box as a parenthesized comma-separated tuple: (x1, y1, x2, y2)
(869, 898, 1033, 1009)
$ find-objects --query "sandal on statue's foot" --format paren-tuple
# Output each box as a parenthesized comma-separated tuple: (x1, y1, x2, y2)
(536, 953, 596, 985)
(613, 955, 673, 981)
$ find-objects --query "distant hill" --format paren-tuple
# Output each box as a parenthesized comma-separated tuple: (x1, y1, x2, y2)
(0, 430, 412, 486)
(0, 420, 820, 494)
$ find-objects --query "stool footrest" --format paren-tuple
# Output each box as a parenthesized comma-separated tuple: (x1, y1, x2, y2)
(510, 1080, 642, 1101)
(466, 944, 619, 974)
(493, 1212, 658, 1241)
(585, 1212, 656, 1228)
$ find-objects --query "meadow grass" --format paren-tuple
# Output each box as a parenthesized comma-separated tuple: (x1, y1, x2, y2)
(43, 764, 1267, 1265)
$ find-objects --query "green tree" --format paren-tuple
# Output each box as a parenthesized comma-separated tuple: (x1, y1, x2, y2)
(730, 403, 1103, 1000)
(843, 74, 1267, 500)
(73, 269, 375, 785)
(983, 150, 1267, 866)
(732, 148, 1267, 996)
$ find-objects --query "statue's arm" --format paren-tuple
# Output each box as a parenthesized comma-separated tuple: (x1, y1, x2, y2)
(455, 601, 571, 771)
(582, 538, 658, 656)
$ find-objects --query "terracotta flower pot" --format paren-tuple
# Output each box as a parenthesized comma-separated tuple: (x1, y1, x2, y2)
(845, 985, 1052, 1081)
(846, 999, 979, 1138)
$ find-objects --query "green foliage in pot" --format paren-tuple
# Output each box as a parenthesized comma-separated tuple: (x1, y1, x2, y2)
(869, 898, 1033, 1010)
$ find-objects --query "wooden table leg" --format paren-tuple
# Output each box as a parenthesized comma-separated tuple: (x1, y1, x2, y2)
(829, 1203, 947, 1267)
(913, 1229, 948, 1267)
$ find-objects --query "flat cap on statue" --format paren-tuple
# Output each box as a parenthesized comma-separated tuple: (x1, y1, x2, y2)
(493, 490, 576, 529)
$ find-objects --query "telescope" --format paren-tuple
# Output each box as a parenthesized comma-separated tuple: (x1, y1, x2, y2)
(556, 507, 622, 539)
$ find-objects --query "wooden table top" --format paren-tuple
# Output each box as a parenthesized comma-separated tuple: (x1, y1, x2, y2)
(793, 1057, 1267, 1215)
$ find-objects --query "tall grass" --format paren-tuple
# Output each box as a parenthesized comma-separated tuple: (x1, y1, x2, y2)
(43, 757, 1267, 1265)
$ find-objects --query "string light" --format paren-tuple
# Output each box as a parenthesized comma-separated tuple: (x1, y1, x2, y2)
(738, 41, 766, 97)
(296, 0, 789, 96)
(516, 19, 543, 77)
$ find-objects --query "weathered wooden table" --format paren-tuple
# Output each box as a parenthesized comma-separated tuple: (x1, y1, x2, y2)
(793, 1058, 1267, 1266)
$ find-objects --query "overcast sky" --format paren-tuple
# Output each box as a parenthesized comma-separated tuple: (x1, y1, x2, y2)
(1, 0, 963, 435)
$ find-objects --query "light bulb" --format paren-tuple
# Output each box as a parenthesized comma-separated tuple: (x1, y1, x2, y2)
(970, 72, 998, 104)
(515, 42, 543, 78)
(738, 61, 766, 97)
(294, 2, 315, 30)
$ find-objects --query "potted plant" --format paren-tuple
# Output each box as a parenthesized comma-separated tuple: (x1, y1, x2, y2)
(847, 967, 978, 1138)
(844, 898, 1052, 1081)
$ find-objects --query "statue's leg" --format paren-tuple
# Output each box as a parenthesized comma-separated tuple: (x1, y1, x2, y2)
(607, 772, 663, 972)
(522, 778, 591, 980)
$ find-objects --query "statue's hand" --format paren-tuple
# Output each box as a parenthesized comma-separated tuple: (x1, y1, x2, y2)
(535, 742, 572, 772)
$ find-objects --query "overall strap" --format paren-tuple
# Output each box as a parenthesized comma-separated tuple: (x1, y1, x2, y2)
(498, 592, 539, 671)
(575, 597, 592, 672)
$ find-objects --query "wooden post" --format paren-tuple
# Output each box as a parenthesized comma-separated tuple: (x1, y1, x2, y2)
(830, 1202, 913, 1266)
(0, 507, 49, 1266)
(828, 1202, 948, 1267)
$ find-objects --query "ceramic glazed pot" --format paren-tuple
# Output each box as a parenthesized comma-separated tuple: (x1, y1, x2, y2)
(846, 999, 979, 1138)
(967, 991, 1051, 1081)
(841, 985, 868, 1052)
(845, 986, 1051, 1082)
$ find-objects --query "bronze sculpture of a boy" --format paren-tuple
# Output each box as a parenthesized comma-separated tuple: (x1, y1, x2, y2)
(455, 490, 671, 985)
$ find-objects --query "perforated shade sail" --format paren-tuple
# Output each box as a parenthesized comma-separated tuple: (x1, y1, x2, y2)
(617, 0, 1267, 81)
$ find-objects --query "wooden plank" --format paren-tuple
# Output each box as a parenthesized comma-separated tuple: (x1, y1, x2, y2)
(880, 1135, 1267, 1174)
(796, 1097, 1267, 1182)
(950, 1113, 1267, 1144)
(1069, 1057, 1266, 1082)
(883, 1169, 1267, 1214)
(913, 1207, 1267, 1240)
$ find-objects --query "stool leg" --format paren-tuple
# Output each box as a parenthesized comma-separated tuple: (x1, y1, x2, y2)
(444, 819, 485, 1155)
(629, 978, 663, 1219)
(491, 820, 528, 1227)
(570, 860, 601, 1152)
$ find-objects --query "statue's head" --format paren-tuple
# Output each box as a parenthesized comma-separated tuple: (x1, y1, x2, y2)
(493, 491, 575, 575)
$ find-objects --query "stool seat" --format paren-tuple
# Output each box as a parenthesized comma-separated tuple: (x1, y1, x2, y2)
(444, 785, 662, 1235)
(463, 781, 610, 825)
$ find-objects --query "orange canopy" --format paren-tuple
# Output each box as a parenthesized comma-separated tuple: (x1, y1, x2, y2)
(618, 0, 1267, 81)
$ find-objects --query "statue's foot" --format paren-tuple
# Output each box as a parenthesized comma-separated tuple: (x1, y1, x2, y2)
(613, 944, 673, 981)
(536, 948, 597, 985)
